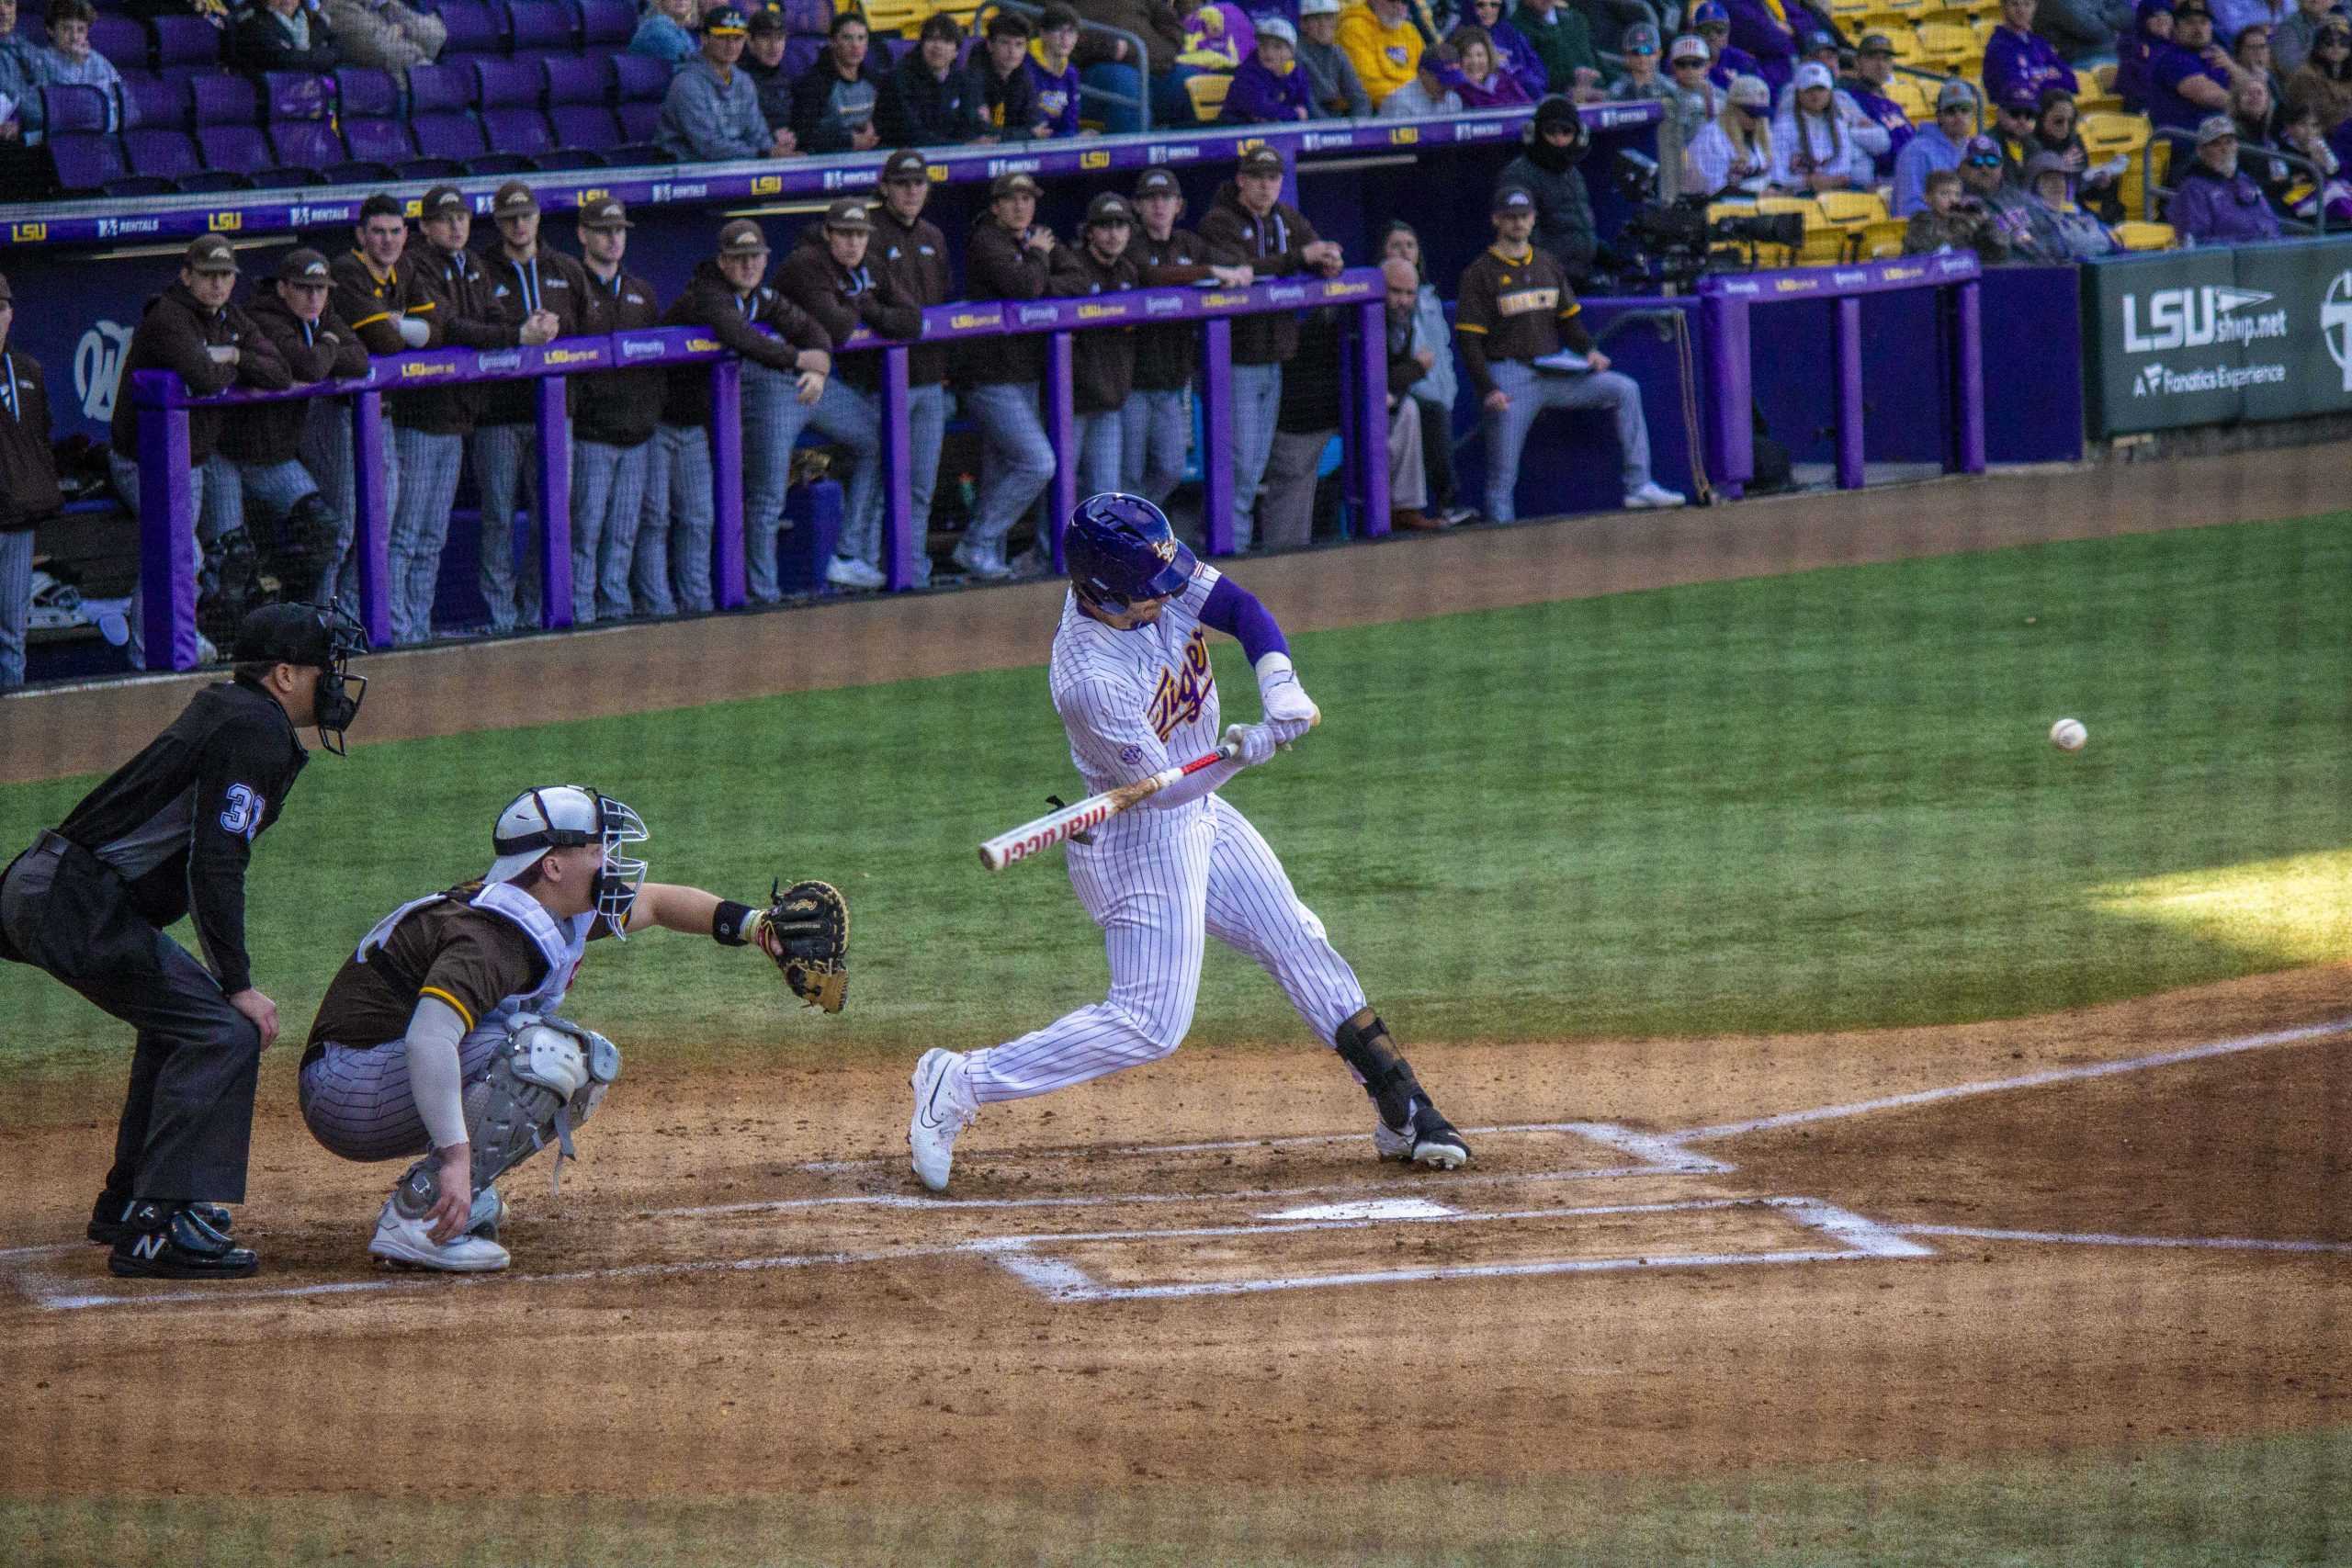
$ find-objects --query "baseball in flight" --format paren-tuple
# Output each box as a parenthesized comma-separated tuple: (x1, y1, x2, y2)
(2050, 718, 2087, 752)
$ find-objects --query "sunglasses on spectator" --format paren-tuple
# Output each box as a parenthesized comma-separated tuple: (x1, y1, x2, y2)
(1629, 42, 1656, 52)
(1672, 57, 1706, 67)
(1966, 154, 2003, 166)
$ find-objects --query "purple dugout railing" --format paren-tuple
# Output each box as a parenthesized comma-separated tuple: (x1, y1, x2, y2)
(129, 267, 1388, 671)
(1697, 252, 1985, 496)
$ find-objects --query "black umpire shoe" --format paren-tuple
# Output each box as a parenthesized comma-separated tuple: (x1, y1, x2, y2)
(107, 1201, 259, 1280)
(87, 1192, 233, 1247)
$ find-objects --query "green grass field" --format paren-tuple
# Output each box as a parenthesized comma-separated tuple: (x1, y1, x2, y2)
(4, 514, 2348, 1074)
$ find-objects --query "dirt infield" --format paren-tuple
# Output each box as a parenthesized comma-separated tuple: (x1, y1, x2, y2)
(6, 966, 2349, 1518)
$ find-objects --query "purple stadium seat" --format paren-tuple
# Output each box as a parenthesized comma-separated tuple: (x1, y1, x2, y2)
(198, 118, 276, 177)
(505, 0, 572, 51)
(543, 55, 621, 151)
(124, 125, 206, 183)
(612, 51, 669, 141)
(151, 15, 220, 78)
(784, 35, 823, 75)
(407, 62, 491, 161)
(434, 0, 507, 55)
(336, 66, 419, 164)
(334, 64, 401, 119)
(605, 142, 677, 166)
(575, 0, 633, 48)
(269, 120, 343, 170)
(473, 56, 555, 158)
(51, 127, 130, 194)
(189, 72, 261, 127)
(120, 71, 190, 130)
(87, 14, 148, 73)
(529, 147, 608, 169)
(261, 70, 332, 121)
(40, 82, 110, 135)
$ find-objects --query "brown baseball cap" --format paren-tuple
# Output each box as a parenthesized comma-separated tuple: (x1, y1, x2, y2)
(1086, 192, 1135, 226)
(185, 234, 240, 274)
(492, 180, 538, 218)
(989, 171, 1042, 199)
(821, 197, 874, 231)
(1133, 167, 1180, 198)
(881, 147, 930, 183)
(1237, 145, 1284, 175)
(420, 184, 469, 218)
(717, 218, 770, 254)
(275, 247, 333, 284)
(578, 196, 633, 229)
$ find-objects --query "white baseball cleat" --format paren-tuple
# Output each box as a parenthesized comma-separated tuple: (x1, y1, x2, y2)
(368, 1198, 511, 1272)
(1623, 481, 1688, 511)
(825, 555, 888, 592)
(909, 1048, 978, 1192)
(951, 538, 1014, 581)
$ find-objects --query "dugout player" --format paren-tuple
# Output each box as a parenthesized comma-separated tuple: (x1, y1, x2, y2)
(0, 601, 368, 1280)
(299, 786, 847, 1272)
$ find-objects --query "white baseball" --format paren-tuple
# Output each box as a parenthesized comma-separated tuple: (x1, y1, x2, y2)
(2050, 718, 2087, 752)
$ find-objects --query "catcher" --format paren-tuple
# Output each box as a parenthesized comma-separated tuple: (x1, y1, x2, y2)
(296, 784, 846, 1272)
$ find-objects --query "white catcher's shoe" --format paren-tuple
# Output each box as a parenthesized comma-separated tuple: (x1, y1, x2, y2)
(909, 1048, 978, 1192)
(368, 1198, 511, 1272)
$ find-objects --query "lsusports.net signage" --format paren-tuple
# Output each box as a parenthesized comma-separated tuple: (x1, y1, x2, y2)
(2085, 235, 2352, 436)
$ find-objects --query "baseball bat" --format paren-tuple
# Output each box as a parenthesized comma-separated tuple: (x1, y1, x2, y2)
(978, 740, 1241, 873)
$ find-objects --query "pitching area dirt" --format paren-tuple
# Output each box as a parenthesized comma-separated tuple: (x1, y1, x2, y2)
(5, 965, 2348, 1530)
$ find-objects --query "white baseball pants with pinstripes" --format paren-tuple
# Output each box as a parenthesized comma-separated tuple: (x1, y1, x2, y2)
(298, 1022, 515, 1164)
(964, 795, 1368, 1105)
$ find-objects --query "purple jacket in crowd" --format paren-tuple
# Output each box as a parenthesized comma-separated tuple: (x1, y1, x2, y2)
(2115, 0, 2173, 112)
(2168, 159, 2285, 242)
(1724, 0, 1800, 91)
(1220, 54, 1314, 121)
(1707, 39, 1763, 89)
(1984, 23, 2081, 105)
(1488, 17, 1549, 101)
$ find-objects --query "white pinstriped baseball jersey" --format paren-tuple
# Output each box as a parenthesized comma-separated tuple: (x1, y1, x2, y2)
(1050, 561, 1225, 809)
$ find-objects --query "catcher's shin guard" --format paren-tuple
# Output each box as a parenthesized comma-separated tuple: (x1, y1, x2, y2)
(391, 1017, 622, 1221)
(1333, 1008, 1471, 1168)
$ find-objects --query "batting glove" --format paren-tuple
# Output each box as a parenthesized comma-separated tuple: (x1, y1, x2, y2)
(1223, 723, 1279, 767)
(1255, 653, 1320, 737)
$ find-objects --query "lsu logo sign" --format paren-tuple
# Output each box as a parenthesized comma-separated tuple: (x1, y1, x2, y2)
(1080, 150, 1110, 169)
(2120, 285, 2286, 353)
(10, 221, 45, 243)
(209, 211, 243, 231)
(751, 175, 781, 196)
(577, 187, 609, 204)
(1388, 126, 1419, 145)
(686, 336, 721, 353)
(401, 360, 455, 379)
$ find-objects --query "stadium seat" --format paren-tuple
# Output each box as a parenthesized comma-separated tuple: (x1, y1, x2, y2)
(44, 85, 127, 191)
(123, 126, 209, 184)
(2114, 220, 2176, 250)
(576, 0, 636, 48)
(1814, 189, 1888, 227)
(1913, 21, 1979, 71)
(190, 72, 261, 127)
(435, 0, 510, 55)
(407, 60, 493, 163)
(544, 54, 624, 152)
(1853, 216, 1910, 258)
(506, 0, 573, 51)
(262, 70, 333, 122)
(335, 65, 420, 165)
(120, 71, 190, 130)
(1184, 72, 1230, 119)
(151, 14, 220, 79)
(474, 56, 559, 161)
(87, 13, 148, 73)
(612, 52, 672, 142)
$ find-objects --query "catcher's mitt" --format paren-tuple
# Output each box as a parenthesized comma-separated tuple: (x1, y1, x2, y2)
(760, 879, 848, 1013)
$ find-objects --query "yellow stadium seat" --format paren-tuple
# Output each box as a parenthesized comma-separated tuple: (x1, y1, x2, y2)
(1881, 0, 1928, 13)
(1814, 189, 1889, 226)
(2095, 62, 2118, 92)
(2078, 109, 2151, 158)
(858, 0, 927, 37)
(1917, 6, 1973, 25)
(1828, 0, 1871, 14)
(2114, 220, 2177, 250)
(1914, 21, 1979, 70)
(1184, 72, 1232, 120)
(1854, 216, 1912, 258)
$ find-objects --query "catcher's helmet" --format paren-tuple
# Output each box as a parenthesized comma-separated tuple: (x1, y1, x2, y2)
(1063, 492, 1195, 613)
(485, 785, 649, 940)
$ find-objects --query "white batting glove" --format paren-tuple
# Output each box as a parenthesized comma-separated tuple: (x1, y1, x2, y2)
(1223, 723, 1278, 767)
(1255, 653, 1319, 744)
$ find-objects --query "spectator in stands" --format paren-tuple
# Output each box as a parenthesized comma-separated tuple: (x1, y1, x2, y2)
(2014, 147, 2121, 254)
(956, 172, 1071, 580)
(1839, 32, 1915, 177)
(660, 6, 797, 161)
(792, 9, 885, 153)
(1720, 0, 1800, 95)
(2150, 0, 2251, 132)
(1457, 186, 1681, 521)
(2036, 0, 2138, 62)
(629, 0, 701, 64)
(567, 197, 664, 626)
(1957, 130, 2040, 243)
(2116, 0, 2174, 112)
(40, 0, 130, 130)
(219, 249, 364, 607)
(1903, 165, 2013, 258)
(1070, 0, 1184, 135)
(867, 149, 955, 582)
(2036, 87, 2127, 218)
(321, 0, 444, 84)
(107, 237, 293, 660)
(1686, 72, 1774, 196)
(646, 220, 829, 614)
(1691, 2, 1760, 91)
(2284, 19, 2352, 131)
(1380, 220, 1471, 524)
(2209, 0, 2281, 47)
(1029, 5, 1086, 136)
(972, 12, 1046, 138)
(1176, 0, 1252, 74)
(2233, 21, 2290, 104)
(1199, 144, 1344, 550)
(1993, 86, 2042, 179)
(1986, 0, 2081, 105)
(1772, 60, 1874, 190)
(1893, 79, 1979, 215)
(2231, 71, 2283, 148)
(1514, 0, 1603, 101)
(2275, 97, 2352, 219)
(1464, 0, 1548, 101)
(0, 0, 45, 148)
(1224, 17, 1313, 119)
(742, 9, 797, 136)
(1296, 0, 1372, 116)
(2274, 0, 2346, 74)
(2169, 110, 2288, 235)
(877, 13, 986, 145)
(776, 198, 903, 593)
(235, 0, 339, 73)
(1609, 23, 1673, 105)
(1341, 0, 1425, 108)
(1059, 193, 1144, 499)
(1380, 40, 1464, 115)
(1499, 96, 1598, 283)
(1664, 35, 1720, 145)
(1444, 24, 1535, 105)
(0, 273, 60, 691)
(1126, 167, 1246, 507)
(474, 183, 586, 636)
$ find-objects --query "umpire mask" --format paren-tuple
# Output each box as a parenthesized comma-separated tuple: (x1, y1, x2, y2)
(232, 599, 370, 756)
(486, 785, 650, 940)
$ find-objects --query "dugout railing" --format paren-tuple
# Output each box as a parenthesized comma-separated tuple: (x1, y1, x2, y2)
(125, 267, 1396, 671)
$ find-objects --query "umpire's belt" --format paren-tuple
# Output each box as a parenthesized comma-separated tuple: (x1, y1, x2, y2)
(32, 829, 87, 863)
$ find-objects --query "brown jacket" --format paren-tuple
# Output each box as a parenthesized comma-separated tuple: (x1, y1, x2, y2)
(867, 205, 956, 388)
(1060, 243, 1141, 414)
(220, 290, 368, 468)
(1452, 243, 1592, 400)
(329, 248, 442, 358)
(0, 348, 61, 532)
(108, 282, 292, 467)
(571, 263, 666, 450)
(1195, 183, 1323, 365)
(400, 242, 525, 437)
(659, 259, 833, 430)
(1133, 224, 1215, 390)
(960, 217, 1085, 387)
(474, 244, 594, 426)
(777, 228, 925, 394)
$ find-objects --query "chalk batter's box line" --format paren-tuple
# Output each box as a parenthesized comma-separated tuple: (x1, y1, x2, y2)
(12, 1195, 1922, 1315)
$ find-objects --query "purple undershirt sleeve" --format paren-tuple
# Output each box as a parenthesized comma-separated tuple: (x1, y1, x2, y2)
(1199, 576, 1290, 665)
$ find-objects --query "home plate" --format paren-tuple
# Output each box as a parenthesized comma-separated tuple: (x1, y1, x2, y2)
(1260, 1198, 1461, 1222)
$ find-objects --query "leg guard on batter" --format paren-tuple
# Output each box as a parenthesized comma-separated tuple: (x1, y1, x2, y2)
(1333, 1008, 1472, 1169)
(390, 1016, 622, 1223)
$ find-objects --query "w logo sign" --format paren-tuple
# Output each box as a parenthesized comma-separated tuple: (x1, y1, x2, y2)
(74, 321, 134, 423)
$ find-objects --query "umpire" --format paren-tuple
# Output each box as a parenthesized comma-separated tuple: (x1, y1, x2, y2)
(0, 601, 369, 1280)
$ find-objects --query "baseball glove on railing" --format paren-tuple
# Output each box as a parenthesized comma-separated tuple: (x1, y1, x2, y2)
(760, 880, 848, 1013)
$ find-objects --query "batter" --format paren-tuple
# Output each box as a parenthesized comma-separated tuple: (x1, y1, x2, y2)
(909, 493, 1472, 1190)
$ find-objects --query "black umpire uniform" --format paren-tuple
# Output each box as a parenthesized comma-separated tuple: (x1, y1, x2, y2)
(0, 603, 368, 1279)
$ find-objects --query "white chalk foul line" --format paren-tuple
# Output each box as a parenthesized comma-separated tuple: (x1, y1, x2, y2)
(1008, 1249, 1892, 1303)
(791, 1121, 1706, 1175)
(1895, 1224, 2352, 1257)
(1670, 1015, 2352, 1145)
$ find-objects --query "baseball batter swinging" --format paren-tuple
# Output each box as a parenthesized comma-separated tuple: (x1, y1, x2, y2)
(298, 785, 848, 1271)
(910, 493, 1471, 1189)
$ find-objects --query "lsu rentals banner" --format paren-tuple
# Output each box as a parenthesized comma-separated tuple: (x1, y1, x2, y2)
(2085, 235, 2352, 435)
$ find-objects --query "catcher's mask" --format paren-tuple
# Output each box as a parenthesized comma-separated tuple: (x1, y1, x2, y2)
(485, 785, 649, 940)
(1063, 491, 1194, 615)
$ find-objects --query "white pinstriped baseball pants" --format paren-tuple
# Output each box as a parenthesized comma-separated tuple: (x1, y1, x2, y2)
(964, 795, 1367, 1104)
